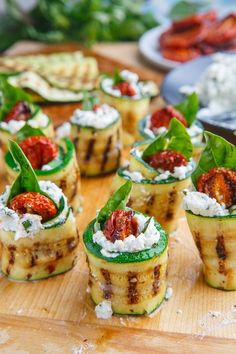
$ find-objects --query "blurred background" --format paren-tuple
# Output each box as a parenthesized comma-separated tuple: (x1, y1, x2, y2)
(0, 0, 235, 53)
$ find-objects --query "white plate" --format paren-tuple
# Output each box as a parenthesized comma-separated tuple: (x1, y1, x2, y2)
(139, 24, 180, 71)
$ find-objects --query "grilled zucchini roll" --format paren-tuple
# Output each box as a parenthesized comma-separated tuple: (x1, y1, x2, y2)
(0, 78, 54, 151)
(139, 93, 204, 160)
(113, 119, 194, 233)
(4, 126, 81, 212)
(83, 181, 168, 316)
(183, 132, 236, 290)
(100, 70, 155, 145)
(57, 97, 122, 176)
(0, 141, 79, 281)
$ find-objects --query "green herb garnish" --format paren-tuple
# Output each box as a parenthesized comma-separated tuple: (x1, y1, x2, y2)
(174, 93, 199, 127)
(113, 69, 126, 85)
(142, 216, 153, 233)
(16, 124, 45, 142)
(82, 91, 99, 111)
(192, 132, 236, 188)
(0, 77, 32, 122)
(142, 118, 193, 159)
(97, 181, 132, 227)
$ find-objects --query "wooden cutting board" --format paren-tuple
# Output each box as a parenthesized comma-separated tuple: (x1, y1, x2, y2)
(0, 42, 235, 354)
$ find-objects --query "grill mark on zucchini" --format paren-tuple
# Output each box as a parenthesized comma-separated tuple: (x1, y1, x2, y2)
(48, 263, 56, 274)
(216, 235, 227, 275)
(152, 265, 161, 296)
(67, 237, 77, 252)
(8, 245, 16, 265)
(85, 139, 95, 161)
(127, 272, 139, 304)
(100, 268, 112, 299)
(27, 273, 32, 280)
(73, 137, 79, 155)
(60, 179, 67, 191)
(30, 255, 36, 267)
(165, 190, 177, 220)
(101, 136, 112, 172)
(145, 195, 155, 214)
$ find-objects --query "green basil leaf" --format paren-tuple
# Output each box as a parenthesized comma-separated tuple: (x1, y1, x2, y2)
(16, 124, 45, 142)
(142, 118, 193, 159)
(0, 76, 32, 122)
(192, 131, 236, 188)
(113, 69, 125, 85)
(174, 93, 199, 126)
(142, 216, 152, 233)
(82, 91, 99, 111)
(97, 180, 132, 226)
(7, 140, 41, 202)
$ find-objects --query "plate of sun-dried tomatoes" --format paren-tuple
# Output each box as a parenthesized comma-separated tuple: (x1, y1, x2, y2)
(139, 10, 236, 71)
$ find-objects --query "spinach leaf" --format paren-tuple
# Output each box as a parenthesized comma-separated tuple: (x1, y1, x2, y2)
(113, 69, 125, 85)
(0, 77, 32, 122)
(7, 140, 41, 202)
(192, 132, 236, 187)
(143, 118, 193, 159)
(97, 180, 132, 226)
(174, 93, 199, 127)
(169, 0, 209, 20)
(17, 124, 45, 142)
(142, 216, 153, 233)
(82, 91, 99, 111)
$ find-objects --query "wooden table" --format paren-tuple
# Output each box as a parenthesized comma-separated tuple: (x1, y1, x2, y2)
(0, 42, 236, 354)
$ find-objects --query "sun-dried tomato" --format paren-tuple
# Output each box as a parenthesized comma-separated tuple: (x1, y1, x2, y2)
(113, 82, 136, 97)
(92, 104, 101, 111)
(160, 23, 206, 49)
(172, 10, 217, 31)
(19, 136, 58, 170)
(4, 101, 31, 123)
(162, 46, 201, 62)
(8, 192, 57, 222)
(146, 150, 187, 172)
(150, 106, 187, 130)
(205, 14, 236, 46)
(197, 167, 236, 207)
(103, 210, 138, 242)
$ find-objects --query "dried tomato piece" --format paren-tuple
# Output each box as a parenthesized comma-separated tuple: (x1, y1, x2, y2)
(150, 106, 187, 130)
(92, 104, 101, 111)
(146, 150, 187, 172)
(103, 210, 138, 242)
(8, 192, 57, 222)
(172, 10, 217, 31)
(160, 23, 206, 49)
(19, 136, 58, 170)
(205, 14, 236, 46)
(162, 47, 201, 62)
(113, 82, 136, 97)
(4, 101, 31, 123)
(197, 167, 236, 207)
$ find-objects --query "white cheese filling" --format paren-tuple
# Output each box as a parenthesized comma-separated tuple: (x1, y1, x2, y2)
(180, 54, 236, 115)
(183, 190, 229, 217)
(56, 122, 71, 139)
(0, 110, 49, 134)
(70, 104, 119, 129)
(144, 114, 203, 141)
(101, 69, 149, 99)
(0, 181, 67, 240)
(95, 300, 113, 319)
(93, 213, 160, 257)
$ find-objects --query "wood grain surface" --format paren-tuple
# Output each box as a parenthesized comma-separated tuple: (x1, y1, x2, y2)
(0, 42, 235, 353)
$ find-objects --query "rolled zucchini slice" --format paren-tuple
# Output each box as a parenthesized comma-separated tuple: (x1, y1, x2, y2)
(99, 75, 150, 146)
(84, 218, 168, 315)
(0, 141, 79, 281)
(4, 137, 81, 212)
(71, 116, 122, 177)
(83, 181, 168, 316)
(186, 212, 236, 290)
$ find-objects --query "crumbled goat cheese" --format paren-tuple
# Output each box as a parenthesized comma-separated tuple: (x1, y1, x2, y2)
(180, 54, 236, 115)
(56, 122, 71, 139)
(123, 170, 144, 183)
(183, 190, 229, 217)
(41, 164, 53, 171)
(155, 161, 193, 181)
(93, 213, 160, 257)
(95, 300, 113, 319)
(39, 180, 64, 206)
(165, 287, 173, 300)
(27, 111, 49, 128)
(70, 104, 119, 129)
(120, 69, 139, 83)
(0, 120, 25, 134)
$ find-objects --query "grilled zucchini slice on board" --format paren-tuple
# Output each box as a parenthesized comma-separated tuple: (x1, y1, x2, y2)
(4, 137, 81, 212)
(0, 141, 79, 281)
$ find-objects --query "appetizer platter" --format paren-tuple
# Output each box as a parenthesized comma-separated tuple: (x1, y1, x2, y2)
(0, 43, 235, 353)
